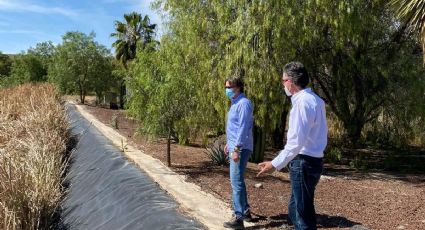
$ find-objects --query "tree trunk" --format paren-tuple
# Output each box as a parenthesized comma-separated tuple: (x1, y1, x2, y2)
(250, 125, 266, 163)
(82, 89, 86, 105)
(342, 117, 364, 148)
(79, 91, 83, 104)
(167, 129, 171, 167)
(79, 85, 84, 104)
(272, 109, 288, 149)
(120, 80, 126, 109)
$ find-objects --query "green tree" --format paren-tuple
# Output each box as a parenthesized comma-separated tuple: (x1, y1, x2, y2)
(283, 0, 422, 145)
(191, 0, 422, 147)
(1, 42, 55, 87)
(49, 32, 112, 104)
(390, 0, 425, 64)
(111, 12, 157, 67)
(9, 53, 46, 85)
(128, 38, 199, 143)
(127, 41, 181, 165)
(111, 12, 157, 108)
(28, 41, 56, 75)
(0, 52, 12, 78)
(132, 0, 424, 164)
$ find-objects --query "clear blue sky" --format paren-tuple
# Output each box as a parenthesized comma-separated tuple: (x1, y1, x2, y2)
(0, 0, 162, 54)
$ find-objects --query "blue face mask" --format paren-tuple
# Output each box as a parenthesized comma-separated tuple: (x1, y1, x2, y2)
(225, 88, 234, 99)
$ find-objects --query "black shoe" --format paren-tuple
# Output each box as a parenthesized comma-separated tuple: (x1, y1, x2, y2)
(243, 210, 253, 222)
(223, 216, 244, 229)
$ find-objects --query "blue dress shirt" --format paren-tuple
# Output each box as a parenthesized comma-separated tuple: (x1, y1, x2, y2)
(226, 93, 254, 153)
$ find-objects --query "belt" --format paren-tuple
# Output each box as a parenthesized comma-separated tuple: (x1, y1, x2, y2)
(293, 154, 323, 162)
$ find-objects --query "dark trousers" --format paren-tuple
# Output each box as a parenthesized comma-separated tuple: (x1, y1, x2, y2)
(288, 154, 323, 230)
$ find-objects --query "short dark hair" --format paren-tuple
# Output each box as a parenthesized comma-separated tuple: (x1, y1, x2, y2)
(282, 61, 309, 89)
(225, 75, 244, 93)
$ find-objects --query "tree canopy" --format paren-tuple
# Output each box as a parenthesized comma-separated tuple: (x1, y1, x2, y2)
(48, 32, 112, 104)
(125, 0, 425, 162)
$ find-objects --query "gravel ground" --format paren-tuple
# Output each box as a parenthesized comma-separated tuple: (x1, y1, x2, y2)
(81, 102, 425, 230)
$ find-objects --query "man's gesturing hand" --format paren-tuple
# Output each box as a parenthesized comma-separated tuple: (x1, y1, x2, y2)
(257, 161, 274, 177)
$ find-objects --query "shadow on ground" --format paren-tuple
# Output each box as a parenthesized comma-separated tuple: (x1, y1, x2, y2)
(245, 213, 362, 229)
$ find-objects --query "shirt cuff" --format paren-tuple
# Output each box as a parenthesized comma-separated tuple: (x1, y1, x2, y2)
(271, 157, 285, 171)
(271, 149, 295, 171)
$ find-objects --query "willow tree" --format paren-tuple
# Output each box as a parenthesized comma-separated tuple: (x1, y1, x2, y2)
(146, 0, 294, 162)
(128, 2, 222, 145)
(211, 1, 296, 161)
(137, 0, 423, 164)
(279, 0, 423, 145)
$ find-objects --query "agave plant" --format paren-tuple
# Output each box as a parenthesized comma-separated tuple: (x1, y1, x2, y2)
(205, 144, 229, 166)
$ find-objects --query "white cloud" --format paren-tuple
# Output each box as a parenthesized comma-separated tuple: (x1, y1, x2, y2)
(0, 29, 45, 35)
(0, 0, 79, 18)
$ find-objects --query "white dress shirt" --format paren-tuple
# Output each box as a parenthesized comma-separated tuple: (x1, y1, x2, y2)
(271, 88, 328, 170)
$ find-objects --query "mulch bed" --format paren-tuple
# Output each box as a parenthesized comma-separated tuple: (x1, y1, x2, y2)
(79, 101, 425, 230)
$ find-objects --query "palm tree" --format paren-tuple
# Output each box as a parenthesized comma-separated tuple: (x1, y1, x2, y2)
(390, 0, 425, 64)
(110, 12, 156, 68)
(110, 12, 157, 108)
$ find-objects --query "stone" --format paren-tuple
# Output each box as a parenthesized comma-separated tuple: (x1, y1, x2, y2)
(254, 183, 263, 189)
(350, 225, 370, 230)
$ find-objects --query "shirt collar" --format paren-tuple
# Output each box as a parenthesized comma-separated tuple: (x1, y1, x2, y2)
(231, 93, 245, 104)
(291, 88, 311, 104)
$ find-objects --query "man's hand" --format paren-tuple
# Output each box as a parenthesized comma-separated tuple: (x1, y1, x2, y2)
(224, 144, 229, 156)
(232, 151, 239, 162)
(257, 161, 274, 177)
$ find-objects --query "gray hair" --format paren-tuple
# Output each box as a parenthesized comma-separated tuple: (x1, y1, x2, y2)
(282, 61, 309, 89)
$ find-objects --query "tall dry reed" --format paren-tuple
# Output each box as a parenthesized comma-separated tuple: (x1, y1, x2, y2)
(0, 83, 69, 230)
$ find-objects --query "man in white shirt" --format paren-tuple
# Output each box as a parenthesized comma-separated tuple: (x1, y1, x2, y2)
(257, 62, 327, 230)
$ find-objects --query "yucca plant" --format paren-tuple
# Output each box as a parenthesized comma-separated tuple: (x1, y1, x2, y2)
(205, 144, 229, 166)
(390, 0, 425, 64)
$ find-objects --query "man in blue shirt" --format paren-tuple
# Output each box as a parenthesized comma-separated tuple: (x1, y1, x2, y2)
(223, 76, 254, 229)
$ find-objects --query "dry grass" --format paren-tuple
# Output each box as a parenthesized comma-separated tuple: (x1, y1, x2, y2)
(0, 83, 69, 230)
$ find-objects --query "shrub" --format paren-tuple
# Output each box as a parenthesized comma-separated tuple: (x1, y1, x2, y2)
(325, 146, 343, 164)
(0, 83, 69, 229)
(205, 144, 229, 166)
